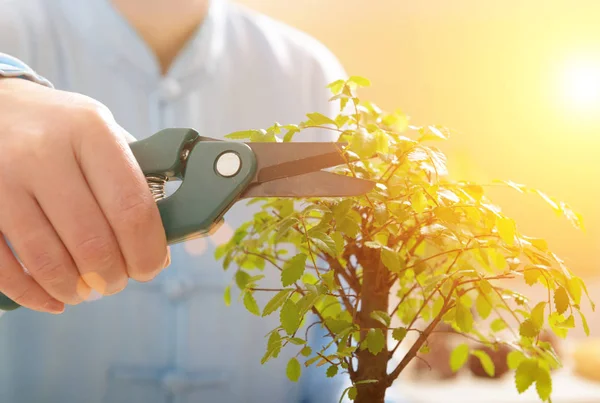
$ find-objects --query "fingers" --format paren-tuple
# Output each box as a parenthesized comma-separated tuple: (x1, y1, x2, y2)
(0, 189, 91, 305)
(75, 108, 168, 282)
(32, 147, 128, 295)
(0, 235, 64, 313)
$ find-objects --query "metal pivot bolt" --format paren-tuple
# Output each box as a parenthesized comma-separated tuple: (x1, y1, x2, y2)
(215, 152, 241, 177)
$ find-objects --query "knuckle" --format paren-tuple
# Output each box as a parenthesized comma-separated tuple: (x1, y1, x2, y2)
(75, 235, 117, 268)
(116, 192, 156, 226)
(28, 251, 65, 284)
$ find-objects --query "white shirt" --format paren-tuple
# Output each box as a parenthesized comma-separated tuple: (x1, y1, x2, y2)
(0, 1, 347, 402)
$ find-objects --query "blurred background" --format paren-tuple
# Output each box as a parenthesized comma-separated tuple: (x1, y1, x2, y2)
(236, 1, 600, 401)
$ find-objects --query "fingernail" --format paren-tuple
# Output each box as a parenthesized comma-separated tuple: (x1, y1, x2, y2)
(46, 299, 65, 314)
(164, 249, 171, 269)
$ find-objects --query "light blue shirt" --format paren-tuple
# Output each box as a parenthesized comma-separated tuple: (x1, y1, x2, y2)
(0, 1, 348, 402)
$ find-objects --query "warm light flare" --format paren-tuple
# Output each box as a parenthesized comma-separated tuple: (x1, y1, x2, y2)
(562, 61, 600, 111)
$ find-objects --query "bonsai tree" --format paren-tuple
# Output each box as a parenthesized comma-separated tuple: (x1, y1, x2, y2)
(215, 76, 593, 403)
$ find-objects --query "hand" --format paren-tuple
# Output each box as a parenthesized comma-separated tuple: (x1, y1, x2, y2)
(0, 78, 169, 313)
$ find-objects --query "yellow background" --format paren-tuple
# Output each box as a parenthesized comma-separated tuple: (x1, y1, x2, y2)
(238, 0, 600, 277)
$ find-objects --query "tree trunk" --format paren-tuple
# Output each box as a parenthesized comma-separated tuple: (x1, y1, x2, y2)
(354, 250, 391, 403)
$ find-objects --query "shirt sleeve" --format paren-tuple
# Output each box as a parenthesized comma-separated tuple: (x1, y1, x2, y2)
(0, 52, 53, 87)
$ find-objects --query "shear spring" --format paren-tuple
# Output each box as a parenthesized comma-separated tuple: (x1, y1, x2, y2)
(146, 174, 167, 201)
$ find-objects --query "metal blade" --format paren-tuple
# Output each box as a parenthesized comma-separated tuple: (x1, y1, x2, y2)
(241, 171, 375, 198)
(247, 142, 346, 184)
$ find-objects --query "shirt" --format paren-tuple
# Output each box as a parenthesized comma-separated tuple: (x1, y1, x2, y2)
(0, 1, 347, 402)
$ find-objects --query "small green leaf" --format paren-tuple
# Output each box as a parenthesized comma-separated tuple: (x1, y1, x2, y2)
(235, 270, 251, 290)
(243, 292, 260, 316)
(554, 286, 569, 315)
(475, 293, 492, 319)
(496, 217, 516, 246)
(280, 300, 300, 335)
(327, 79, 345, 94)
(374, 204, 388, 225)
(491, 318, 507, 332)
(507, 350, 526, 370)
(347, 386, 358, 401)
(567, 277, 583, 305)
(224, 285, 231, 307)
(381, 247, 402, 273)
(306, 112, 337, 126)
(326, 365, 338, 378)
(515, 359, 539, 394)
(300, 346, 312, 357)
(519, 319, 540, 338)
(450, 343, 470, 372)
(370, 310, 391, 327)
(349, 128, 378, 158)
(530, 302, 546, 330)
(524, 269, 540, 286)
(536, 366, 552, 401)
(455, 302, 473, 333)
(366, 329, 386, 355)
(577, 309, 590, 336)
(472, 350, 495, 377)
(310, 232, 337, 257)
(411, 191, 428, 214)
(262, 289, 293, 317)
(348, 76, 371, 87)
(286, 357, 302, 382)
(281, 254, 307, 287)
(392, 327, 407, 342)
(225, 129, 264, 140)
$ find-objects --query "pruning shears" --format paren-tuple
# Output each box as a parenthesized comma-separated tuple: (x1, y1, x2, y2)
(0, 128, 374, 311)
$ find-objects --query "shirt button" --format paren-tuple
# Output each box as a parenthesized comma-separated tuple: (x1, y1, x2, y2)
(158, 78, 182, 100)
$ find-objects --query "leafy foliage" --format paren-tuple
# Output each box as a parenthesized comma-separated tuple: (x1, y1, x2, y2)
(215, 77, 592, 402)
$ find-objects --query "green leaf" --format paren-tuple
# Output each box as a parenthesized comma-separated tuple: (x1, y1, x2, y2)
(280, 300, 300, 335)
(281, 254, 307, 287)
(235, 270, 251, 290)
(411, 191, 428, 214)
(450, 343, 470, 372)
(300, 346, 312, 357)
(243, 292, 260, 316)
(348, 76, 371, 87)
(475, 293, 492, 319)
(531, 301, 547, 329)
(536, 366, 552, 401)
(419, 125, 448, 142)
(338, 217, 360, 238)
(381, 247, 402, 273)
(567, 277, 583, 305)
(374, 204, 388, 225)
(326, 365, 338, 378)
(286, 357, 302, 382)
(472, 350, 495, 377)
(276, 217, 299, 241)
(224, 285, 231, 307)
(349, 128, 378, 158)
(262, 289, 293, 317)
(327, 79, 345, 94)
(577, 309, 590, 336)
(554, 286, 569, 315)
(507, 350, 526, 370)
(306, 112, 337, 127)
(225, 129, 264, 140)
(310, 232, 337, 257)
(347, 386, 357, 401)
(496, 217, 516, 246)
(366, 329, 386, 355)
(370, 310, 391, 327)
(524, 269, 540, 286)
(549, 312, 569, 338)
(515, 359, 539, 394)
(455, 302, 474, 333)
(556, 314, 575, 329)
(392, 327, 407, 342)
(519, 319, 540, 338)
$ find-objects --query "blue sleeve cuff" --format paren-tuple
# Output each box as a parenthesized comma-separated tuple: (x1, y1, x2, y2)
(0, 52, 53, 88)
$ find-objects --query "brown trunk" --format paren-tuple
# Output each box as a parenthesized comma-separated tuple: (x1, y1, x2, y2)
(354, 250, 391, 403)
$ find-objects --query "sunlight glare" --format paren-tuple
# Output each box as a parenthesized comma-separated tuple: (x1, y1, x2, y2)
(563, 62, 600, 111)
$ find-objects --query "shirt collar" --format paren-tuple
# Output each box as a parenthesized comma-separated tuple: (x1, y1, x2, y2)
(58, 0, 228, 80)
